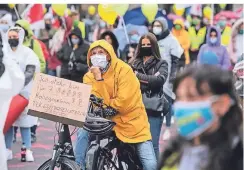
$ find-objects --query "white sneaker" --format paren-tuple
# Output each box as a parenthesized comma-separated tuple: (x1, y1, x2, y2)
(163, 129, 171, 140)
(6, 149, 13, 160)
(25, 149, 34, 162)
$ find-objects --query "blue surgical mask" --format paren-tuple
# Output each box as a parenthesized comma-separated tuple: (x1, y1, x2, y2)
(173, 96, 219, 139)
(153, 27, 162, 35)
(0, 24, 9, 33)
(71, 38, 80, 45)
(239, 29, 244, 35)
(99, 21, 106, 28)
(218, 21, 226, 28)
(90, 54, 108, 70)
(130, 34, 140, 43)
(210, 37, 217, 44)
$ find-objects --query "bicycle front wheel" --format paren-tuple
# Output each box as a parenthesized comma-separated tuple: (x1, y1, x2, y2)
(37, 157, 80, 170)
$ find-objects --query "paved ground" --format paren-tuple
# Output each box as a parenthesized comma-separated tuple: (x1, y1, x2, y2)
(7, 119, 177, 170)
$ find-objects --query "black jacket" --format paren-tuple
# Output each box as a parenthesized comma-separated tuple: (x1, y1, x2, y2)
(57, 27, 89, 82)
(133, 57, 168, 96)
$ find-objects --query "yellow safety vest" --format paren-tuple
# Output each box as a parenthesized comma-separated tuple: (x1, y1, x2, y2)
(189, 26, 207, 50)
(221, 26, 232, 46)
(72, 21, 86, 39)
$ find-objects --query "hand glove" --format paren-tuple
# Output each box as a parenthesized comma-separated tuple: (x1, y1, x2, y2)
(90, 94, 103, 106)
(103, 106, 118, 117)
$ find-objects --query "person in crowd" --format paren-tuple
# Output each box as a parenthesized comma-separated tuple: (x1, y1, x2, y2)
(0, 13, 13, 34)
(132, 33, 168, 159)
(0, 37, 25, 170)
(229, 18, 244, 64)
(121, 43, 138, 65)
(75, 40, 157, 170)
(15, 20, 46, 73)
(4, 27, 40, 162)
(172, 19, 191, 70)
(92, 19, 107, 41)
(188, 14, 207, 62)
(57, 27, 89, 82)
(71, 11, 87, 41)
(38, 13, 57, 49)
(197, 26, 231, 69)
(233, 54, 244, 107)
(217, 16, 232, 46)
(152, 17, 183, 140)
(158, 64, 243, 170)
(48, 16, 73, 76)
(99, 30, 121, 58)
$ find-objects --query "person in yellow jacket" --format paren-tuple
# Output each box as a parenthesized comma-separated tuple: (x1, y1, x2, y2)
(188, 15, 207, 62)
(217, 16, 232, 46)
(172, 19, 191, 69)
(75, 40, 157, 170)
(15, 20, 46, 73)
(70, 11, 86, 40)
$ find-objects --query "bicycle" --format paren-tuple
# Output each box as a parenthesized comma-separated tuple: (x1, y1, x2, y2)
(83, 95, 143, 170)
(37, 122, 80, 170)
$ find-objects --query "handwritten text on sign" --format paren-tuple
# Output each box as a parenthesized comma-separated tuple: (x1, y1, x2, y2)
(28, 73, 91, 124)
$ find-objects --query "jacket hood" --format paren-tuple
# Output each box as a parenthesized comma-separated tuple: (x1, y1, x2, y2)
(153, 17, 168, 32)
(173, 19, 184, 29)
(87, 40, 118, 68)
(0, 13, 13, 26)
(100, 31, 119, 52)
(6, 26, 25, 51)
(206, 26, 221, 46)
(69, 27, 83, 45)
(232, 18, 244, 36)
(15, 20, 33, 37)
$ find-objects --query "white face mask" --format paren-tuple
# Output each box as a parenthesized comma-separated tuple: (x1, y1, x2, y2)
(153, 27, 162, 35)
(90, 54, 108, 69)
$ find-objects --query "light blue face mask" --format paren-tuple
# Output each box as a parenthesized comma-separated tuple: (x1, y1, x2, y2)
(71, 38, 80, 45)
(173, 96, 220, 139)
(99, 21, 106, 28)
(130, 34, 140, 43)
(0, 24, 9, 33)
(210, 37, 217, 44)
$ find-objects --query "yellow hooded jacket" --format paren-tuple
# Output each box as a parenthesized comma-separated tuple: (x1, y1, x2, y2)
(83, 40, 151, 143)
(172, 19, 191, 65)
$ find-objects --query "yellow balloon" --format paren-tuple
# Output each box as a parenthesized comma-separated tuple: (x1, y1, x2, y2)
(52, 4, 67, 16)
(203, 6, 212, 19)
(43, 7, 47, 14)
(219, 4, 227, 9)
(98, 4, 117, 25)
(8, 4, 15, 9)
(88, 5, 96, 15)
(112, 4, 129, 16)
(172, 4, 185, 16)
(141, 4, 158, 23)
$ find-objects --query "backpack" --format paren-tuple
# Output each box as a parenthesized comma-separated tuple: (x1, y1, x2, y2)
(30, 38, 50, 62)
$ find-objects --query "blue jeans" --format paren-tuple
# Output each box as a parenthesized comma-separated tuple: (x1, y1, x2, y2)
(163, 94, 173, 127)
(148, 115, 163, 159)
(75, 128, 157, 170)
(75, 128, 89, 169)
(5, 126, 31, 149)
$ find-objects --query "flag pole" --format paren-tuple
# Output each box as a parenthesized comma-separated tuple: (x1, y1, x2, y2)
(13, 6, 20, 19)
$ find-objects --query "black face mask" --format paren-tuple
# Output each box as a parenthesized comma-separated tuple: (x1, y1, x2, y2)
(140, 47, 152, 56)
(45, 24, 51, 30)
(8, 39, 19, 48)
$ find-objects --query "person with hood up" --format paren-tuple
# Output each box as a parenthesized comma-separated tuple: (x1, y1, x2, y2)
(99, 30, 121, 58)
(152, 17, 183, 140)
(172, 19, 191, 69)
(0, 39, 25, 170)
(197, 26, 231, 70)
(229, 18, 244, 64)
(75, 40, 157, 170)
(4, 26, 40, 162)
(132, 33, 168, 159)
(57, 27, 89, 82)
(15, 20, 46, 73)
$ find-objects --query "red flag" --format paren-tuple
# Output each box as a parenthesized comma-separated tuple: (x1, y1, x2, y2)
(27, 4, 44, 24)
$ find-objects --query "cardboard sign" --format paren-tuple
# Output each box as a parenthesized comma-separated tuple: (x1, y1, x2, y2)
(28, 73, 91, 127)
